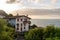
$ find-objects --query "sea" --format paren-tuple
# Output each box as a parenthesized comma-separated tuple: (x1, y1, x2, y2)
(31, 19, 60, 27)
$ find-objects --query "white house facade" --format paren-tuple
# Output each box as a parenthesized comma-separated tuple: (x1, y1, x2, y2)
(7, 15, 31, 32)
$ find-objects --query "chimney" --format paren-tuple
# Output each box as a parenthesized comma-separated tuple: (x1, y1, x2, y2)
(16, 13, 19, 16)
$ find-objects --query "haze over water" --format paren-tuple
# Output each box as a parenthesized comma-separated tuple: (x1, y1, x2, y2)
(31, 19, 60, 27)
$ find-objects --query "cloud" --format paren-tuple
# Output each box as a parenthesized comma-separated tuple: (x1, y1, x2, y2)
(51, 0, 57, 4)
(6, 0, 16, 3)
(29, 0, 43, 3)
(10, 9, 60, 16)
(6, 0, 60, 9)
(19, 0, 60, 9)
(6, 0, 21, 3)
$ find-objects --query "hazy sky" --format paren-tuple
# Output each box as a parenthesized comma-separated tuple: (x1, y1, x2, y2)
(0, 0, 60, 12)
(0, 0, 60, 19)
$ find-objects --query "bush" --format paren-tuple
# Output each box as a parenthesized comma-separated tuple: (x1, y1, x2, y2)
(25, 25, 60, 40)
(0, 19, 15, 40)
(25, 27, 44, 40)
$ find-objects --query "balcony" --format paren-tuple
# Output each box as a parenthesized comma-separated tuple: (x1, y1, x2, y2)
(23, 20, 31, 24)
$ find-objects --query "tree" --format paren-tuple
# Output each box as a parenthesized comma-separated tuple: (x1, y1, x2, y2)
(30, 24, 37, 29)
(25, 27, 44, 40)
(44, 25, 56, 40)
(0, 18, 15, 40)
(55, 27, 60, 38)
(0, 19, 7, 33)
(8, 14, 13, 17)
(25, 25, 58, 40)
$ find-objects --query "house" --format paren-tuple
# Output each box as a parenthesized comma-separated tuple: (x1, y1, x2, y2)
(6, 14, 31, 32)
(0, 10, 31, 32)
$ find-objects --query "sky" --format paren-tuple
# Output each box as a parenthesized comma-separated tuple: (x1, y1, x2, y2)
(0, 0, 60, 12)
(0, 0, 60, 19)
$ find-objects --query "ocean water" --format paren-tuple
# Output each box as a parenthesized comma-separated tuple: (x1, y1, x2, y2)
(31, 19, 60, 27)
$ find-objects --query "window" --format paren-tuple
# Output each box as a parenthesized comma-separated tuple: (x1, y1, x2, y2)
(21, 19, 22, 21)
(24, 24, 26, 29)
(21, 23, 22, 26)
(17, 27, 19, 30)
(21, 27, 22, 32)
(20, 23, 22, 32)
(24, 19, 27, 21)
(17, 23, 19, 27)
(17, 24, 19, 30)
(24, 26, 25, 29)
(17, 18, 19, 21)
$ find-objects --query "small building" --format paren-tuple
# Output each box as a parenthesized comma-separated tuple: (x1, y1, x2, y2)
(6, 15, 31, 32)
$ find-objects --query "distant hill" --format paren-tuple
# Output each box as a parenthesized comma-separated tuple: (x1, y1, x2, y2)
(0, 10, 8, 16)
(10, 9, 60, 15)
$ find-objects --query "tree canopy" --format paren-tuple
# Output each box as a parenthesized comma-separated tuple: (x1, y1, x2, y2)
(25, 25, 60, 40)
(0, 19, 15, 40)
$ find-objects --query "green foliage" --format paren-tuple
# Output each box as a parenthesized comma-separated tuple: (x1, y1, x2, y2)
(44, 25, 56, 38)
(0, 18, 15, 40)
(0, 19, 7, 33)
(25, 25, 60, 40)
(25, 27, 44, 40)
(8, 14, 13, 17)
(30, 24, 37, 29)
(55, 27, 60, 37)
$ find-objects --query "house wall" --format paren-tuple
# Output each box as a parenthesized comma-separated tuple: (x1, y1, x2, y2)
(8, 16, 31, 32)
(8, 19, 16, 27)
(15, 17, 30, 32)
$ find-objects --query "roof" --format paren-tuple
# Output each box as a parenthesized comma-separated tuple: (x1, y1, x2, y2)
(5, 15, 31, 19)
